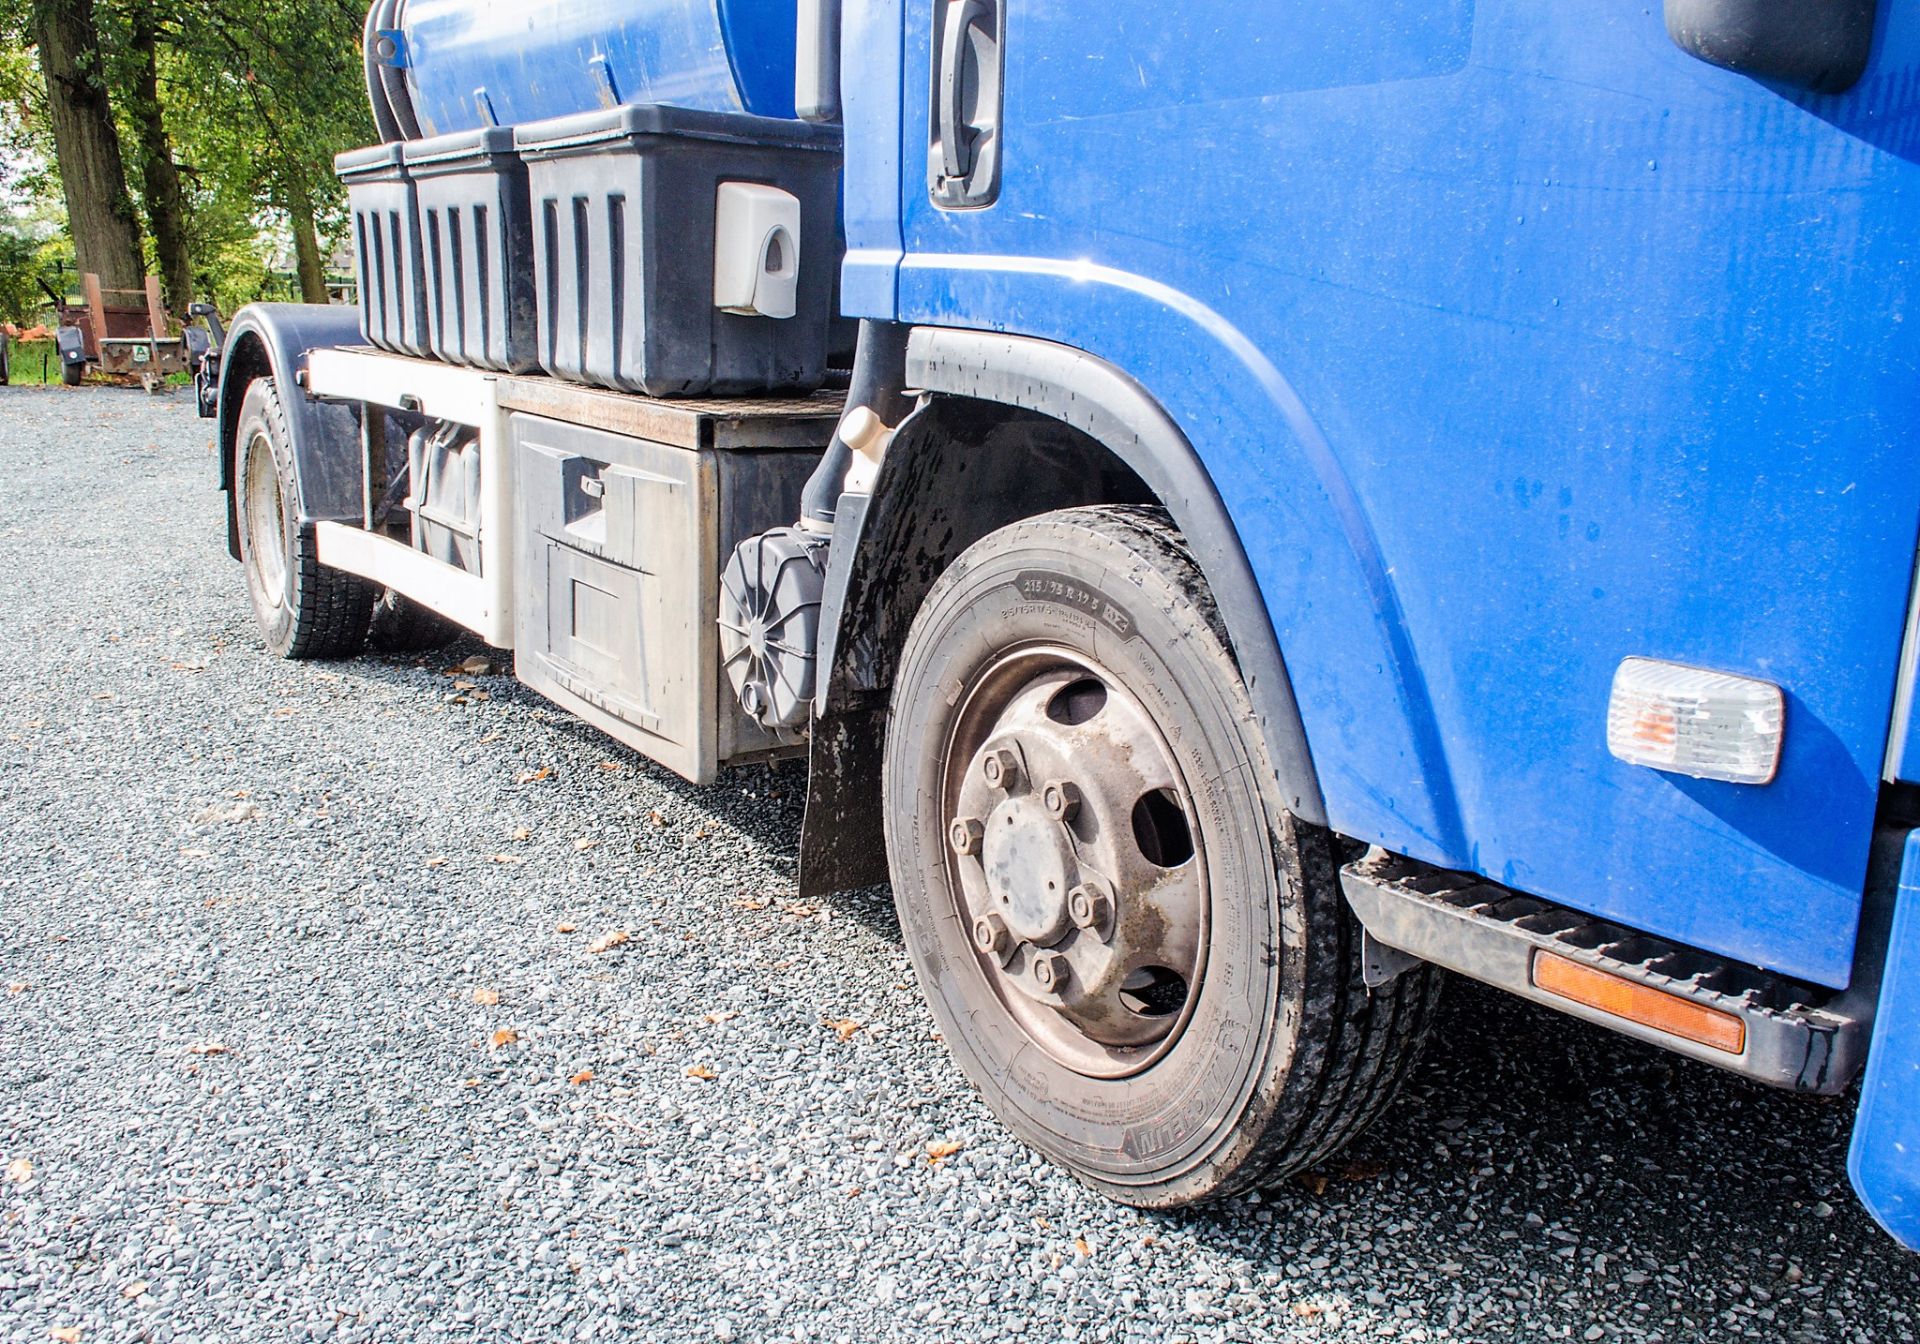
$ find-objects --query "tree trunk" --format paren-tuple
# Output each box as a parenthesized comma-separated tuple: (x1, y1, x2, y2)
(285, 176, 330, 305)
(126, 17, 193, 318)
(32, 0, 145, 292)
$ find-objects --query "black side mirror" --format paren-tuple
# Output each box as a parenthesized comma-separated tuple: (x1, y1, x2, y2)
(1665, 0, 1877, 94)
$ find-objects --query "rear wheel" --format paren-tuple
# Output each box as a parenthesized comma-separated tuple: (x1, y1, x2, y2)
(884, 505, 1440, 1206)
(234, 377, 374, 659)
(60, 358, 83, 387)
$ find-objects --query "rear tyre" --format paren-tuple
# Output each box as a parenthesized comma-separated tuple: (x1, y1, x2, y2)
(60, 359, 83, 387)
(234, 377, 374, 659)
(883, 505, 1440, 1206)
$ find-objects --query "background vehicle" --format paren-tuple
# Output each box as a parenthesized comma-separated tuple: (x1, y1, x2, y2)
(197, 0, 1920, 1247)
(44, 273, 204, 392)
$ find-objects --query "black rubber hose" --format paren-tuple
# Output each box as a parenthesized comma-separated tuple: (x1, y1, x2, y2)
(800, 320, 913, 531)
(362, 0, 421, 142)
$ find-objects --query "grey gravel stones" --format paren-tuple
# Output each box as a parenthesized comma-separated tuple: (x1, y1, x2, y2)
(0, 387, 1915, 1343)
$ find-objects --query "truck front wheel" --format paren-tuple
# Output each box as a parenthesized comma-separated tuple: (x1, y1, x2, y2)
(884, 506, 1440, 1206)
(234, 377, 374, 659)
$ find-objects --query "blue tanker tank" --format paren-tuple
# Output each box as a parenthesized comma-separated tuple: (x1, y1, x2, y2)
(364, 0, 800, 140)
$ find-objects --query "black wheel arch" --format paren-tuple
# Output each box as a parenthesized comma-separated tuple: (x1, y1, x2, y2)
(215, 303, 371, 560)
(800, 327, 1326, 897)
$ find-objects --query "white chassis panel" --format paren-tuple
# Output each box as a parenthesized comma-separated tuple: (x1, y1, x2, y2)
(304, 349, 516, 649)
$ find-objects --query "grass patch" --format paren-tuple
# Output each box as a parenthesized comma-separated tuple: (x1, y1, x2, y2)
(2, 340, 61, 386)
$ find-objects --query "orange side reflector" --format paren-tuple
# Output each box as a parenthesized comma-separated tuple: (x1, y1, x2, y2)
(1531, 951, 1746, 1055)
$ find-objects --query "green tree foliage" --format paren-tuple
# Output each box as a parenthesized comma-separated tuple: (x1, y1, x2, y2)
(0, 0, 374, 317)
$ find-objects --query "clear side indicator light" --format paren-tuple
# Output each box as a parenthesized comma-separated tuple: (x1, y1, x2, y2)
(1605, 657, 1784, 785)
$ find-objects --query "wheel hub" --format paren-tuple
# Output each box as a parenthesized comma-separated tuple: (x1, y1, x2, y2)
(982, 790, 1077, 947)
(947, 655, 1208, 1077)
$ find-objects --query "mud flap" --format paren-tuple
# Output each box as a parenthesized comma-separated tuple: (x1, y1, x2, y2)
(1849, 830, 1920, 1250)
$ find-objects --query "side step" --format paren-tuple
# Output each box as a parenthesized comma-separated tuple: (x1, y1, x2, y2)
(1340, 850, 1869, 1093)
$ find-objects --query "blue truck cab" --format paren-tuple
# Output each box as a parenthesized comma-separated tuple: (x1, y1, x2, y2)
(208, 0, 1920, 1246)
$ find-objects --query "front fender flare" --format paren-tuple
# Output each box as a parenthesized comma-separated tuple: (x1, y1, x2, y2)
(215, 303, 368, 558)
(902, 327, 1325, 825)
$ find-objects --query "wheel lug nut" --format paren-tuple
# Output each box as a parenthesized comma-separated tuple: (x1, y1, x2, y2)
(972, 913, 1013, 963)
(1031, 951, 1070, 993)
(1068, 883, 1112, 932)
(981, 748, 1021, 791)
(1042, 780, 1082, 822)
(949, 816, 984, 856)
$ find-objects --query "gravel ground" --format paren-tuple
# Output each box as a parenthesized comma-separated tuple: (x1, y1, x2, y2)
(0, 385, 1916, 1344)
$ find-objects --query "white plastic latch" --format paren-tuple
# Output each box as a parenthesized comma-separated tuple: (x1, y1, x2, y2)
(714, 182, 800, 319)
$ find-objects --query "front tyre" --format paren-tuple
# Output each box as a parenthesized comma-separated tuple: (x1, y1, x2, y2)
(233, 377, 374, 659)
(883, 506, 1439, 1206)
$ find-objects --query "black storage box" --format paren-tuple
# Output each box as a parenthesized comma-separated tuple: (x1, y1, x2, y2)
(403, 128, 540, 374)
(335, 143, 429, 358)
(513, 105, 842, 398)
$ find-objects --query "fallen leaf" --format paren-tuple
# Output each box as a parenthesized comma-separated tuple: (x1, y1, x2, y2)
(573, 837, 598, 851)
(1073, 1236, 1092, 1258)
(424, 856, 448, 869)
(517, 767, 553, 784)
(177, 847, 210, 859)
(926, 1139, 965, 1163)
(191, 801, 259, 825)
(477, 732, 503, 745)
(488, 854, 526, 866)
(1297, 1171, 1329, 1196)
(511, 826, 531, 842)
(702, 1011, 738, 1025)
(120, 1280, 148, 1300)
(453, 679, 477, 692)
(685, 1064, 717, 1081)
(471, 988, 500, 1006)
(461, 655, 494, 675)
(569, 1069, 595, 1086)
(555, 922, 577, 934)
(6, 1158, 31, 1183)
(50, 1328, 80, 1343)
(648, 810, 667, 827)
(490, 1029, 519, 1048)
(5, 982, 25, 996)
(1292, 1302, 1323, 1320)
(598, 761, 622, 772)
(825, 1018, 861, 1042)
(469, 689, 490, 702)
(187, 1042, 229, 1057)
(271, 707, 296, 719)
(587, 930, 630, 954)
(732, 897, 768, 911)
(844, 1186, 863, 1198)
(463, 1078, 481, 1088)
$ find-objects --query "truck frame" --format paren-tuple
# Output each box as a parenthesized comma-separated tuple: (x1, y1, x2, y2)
(200, 0, 1920, 1247)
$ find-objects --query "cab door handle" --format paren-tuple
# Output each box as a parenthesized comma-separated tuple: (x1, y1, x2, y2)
(938, 0, 990, 179)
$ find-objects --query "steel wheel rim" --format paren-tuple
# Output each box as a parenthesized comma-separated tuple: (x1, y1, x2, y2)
(942, 643, 1210, 1080)
(244, 432, 288, 607)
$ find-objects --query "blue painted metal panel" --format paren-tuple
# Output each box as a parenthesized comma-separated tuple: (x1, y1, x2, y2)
(1850, 831, 1920, 1251)
(859, 0, 1920, 986)
(399, 0, 800, 134)
(839, 0, 904, 317)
